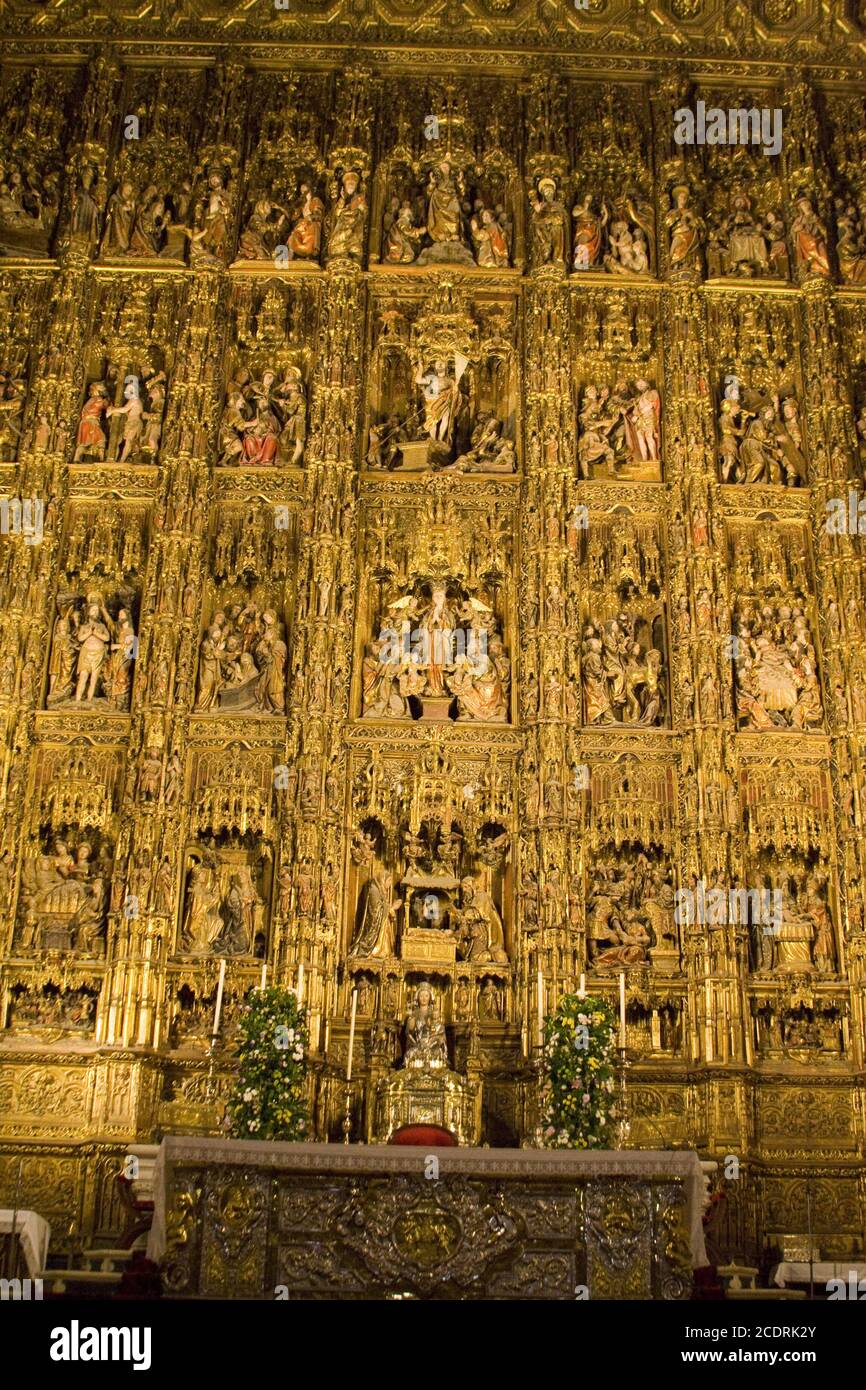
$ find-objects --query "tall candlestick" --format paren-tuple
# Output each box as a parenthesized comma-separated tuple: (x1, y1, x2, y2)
(536, 968, 544, 1049)
(297, 961, 304, 1003)
(705, 978, 713, 1061)
(213, 958, 226, 1038)
(618, 972, 626, 1049)
(260, 962, 267, 991)
(578, 973, 586, 998)
(346, 987, 358, 1081)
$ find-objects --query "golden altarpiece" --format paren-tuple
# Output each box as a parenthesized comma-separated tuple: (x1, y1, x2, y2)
(0, 0, 865, 1274)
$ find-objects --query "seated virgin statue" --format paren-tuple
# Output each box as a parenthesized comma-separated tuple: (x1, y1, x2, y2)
(404, 983, 449, 1069)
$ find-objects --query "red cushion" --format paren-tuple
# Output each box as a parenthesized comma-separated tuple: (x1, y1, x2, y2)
(389, 1124, 458, 1147)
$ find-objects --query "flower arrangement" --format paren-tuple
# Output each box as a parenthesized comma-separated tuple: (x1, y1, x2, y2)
(540, 993, 618, 1149)
(226, 986, 309, 1142)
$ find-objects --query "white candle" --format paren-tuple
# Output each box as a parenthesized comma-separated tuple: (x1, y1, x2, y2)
(213, 958, 226, 1037)
(578, 973, 586, 998)
(346, 987, 358, 1081)
(260, 962, 267, 991)
(297, 961, 304, 1003)
(536, 968, 544, 1049)
(618, 972, 626, 1049)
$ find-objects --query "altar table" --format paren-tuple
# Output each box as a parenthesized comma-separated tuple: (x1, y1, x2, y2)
(771, 1261, 866, 1290)
(0, 1209, 51, 1281)
(148, 1136, 707, 1300)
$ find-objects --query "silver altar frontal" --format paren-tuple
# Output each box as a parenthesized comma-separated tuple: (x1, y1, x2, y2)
(148, 1136, 708, 1300)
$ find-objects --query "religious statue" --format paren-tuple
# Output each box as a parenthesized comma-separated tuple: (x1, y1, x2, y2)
(415, 359, 461, 449)
(181, 854, 224, 955)
(790, 197, 830, 277)
(73, 383, 110, 462)
(101, 177, 194, 260)
(665, 185, 704, 274)
(0, 371, 25, 461)
(572, 194, 606, 268)
(102, 179, 137, 256)
(733, 600, 823, 731)
(194, 603, 287, 714)
(762, 875, 823, 974)
(585, 856, 677, 969)
(221, 866, 264, 956)
(705, 192, 787, 279)
(718, 387, 805, 486)
(479, 979, 503, 1020)
(835, 198, 866, 283)
(218, 367, 307, 467)
(530, 177, 569, 268)
(47, 592, 137, 710)
(180, 851, 264, 956)
(571, 190, 654, 276)
(106, 371, 166, 464)
(383, 199, 424, 263)
(0, 159, 60, 257)
(577, 378, 661, 480)
(426, 161, 461, 243)
(350, 865, 399, 958)
(362, 580, 510, 722)
(188, 170, 231, 266)
(454, 874, 508, 963)
(69, 164, 103, 248)
(449, 634, 510, 722)
(327, 171, 367, 262)
(285, 183, 325, 261)
(11, 987, 96, 1032)
(403, 982, 449, 1068)
(152, 857, 174, 916)
(238, 193, 290, 260)
(605, 219, 650, 276)
(581, 614, 666, 727)
(19, 833, 113, 954)
(469, 201, 510, 267)
(414, 161, 474, 266)
(453, 414, 516, 472)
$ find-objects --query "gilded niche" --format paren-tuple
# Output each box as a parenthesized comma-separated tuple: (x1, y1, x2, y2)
(364, 279, 518, 475)
(47, 503, 146, 711)
(194, 503, 295, 716)
(19, 831, 114, 956)
(360, 481, 512, 724)
(348, 741, 512, 973)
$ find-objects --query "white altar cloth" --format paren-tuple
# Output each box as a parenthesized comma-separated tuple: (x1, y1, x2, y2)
(0, 1209, 51, 1279)
(772, 1261, 866, 1289)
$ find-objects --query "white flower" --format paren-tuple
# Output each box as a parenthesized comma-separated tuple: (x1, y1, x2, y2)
(243, 1088, 257, 1103)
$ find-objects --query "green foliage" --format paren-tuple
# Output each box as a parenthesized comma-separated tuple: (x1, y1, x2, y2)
(540, 993, 618, 1149)
(226, 986, 309, 1142)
